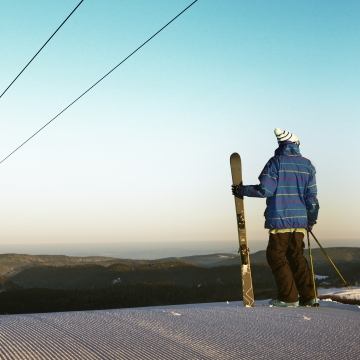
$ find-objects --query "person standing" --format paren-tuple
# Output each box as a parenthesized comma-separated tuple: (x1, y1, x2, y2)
(232, 128, 319, 307)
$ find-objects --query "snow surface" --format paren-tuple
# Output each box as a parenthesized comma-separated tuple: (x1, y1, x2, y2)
(1, 295, 359, 360)
(314, 274, 328, 280)
(318, 286, 360, 301)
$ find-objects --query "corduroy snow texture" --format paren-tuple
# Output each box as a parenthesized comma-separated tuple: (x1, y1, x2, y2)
(242, 142, 319, 229)
(274, 128, 300, 145)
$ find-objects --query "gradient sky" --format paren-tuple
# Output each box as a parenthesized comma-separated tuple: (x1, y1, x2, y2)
(0, 0, 359, 252)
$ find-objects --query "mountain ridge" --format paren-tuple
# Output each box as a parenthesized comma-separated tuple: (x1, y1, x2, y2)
(1, 247, 359, 278)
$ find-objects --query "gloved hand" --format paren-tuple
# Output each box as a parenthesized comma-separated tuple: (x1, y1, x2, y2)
(308, 219, 316, 232)
(231, 182, 244, 198)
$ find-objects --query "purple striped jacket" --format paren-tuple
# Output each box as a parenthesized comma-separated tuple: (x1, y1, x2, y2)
(242, 142, 319, 229)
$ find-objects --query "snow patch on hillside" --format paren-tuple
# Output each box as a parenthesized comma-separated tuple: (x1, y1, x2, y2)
(318, 286, 360, 301)
(314, 274, 328, 279)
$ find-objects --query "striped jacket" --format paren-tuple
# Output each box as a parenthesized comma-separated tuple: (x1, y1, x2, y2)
(242, 142, 319, 229)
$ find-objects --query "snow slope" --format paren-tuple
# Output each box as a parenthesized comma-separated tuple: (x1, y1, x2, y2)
(0, 297, 359, 360)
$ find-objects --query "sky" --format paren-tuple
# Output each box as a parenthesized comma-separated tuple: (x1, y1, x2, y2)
(0, 0, 359, 254)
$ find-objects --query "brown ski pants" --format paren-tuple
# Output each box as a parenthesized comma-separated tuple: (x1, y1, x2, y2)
(266, 232, 315, 303)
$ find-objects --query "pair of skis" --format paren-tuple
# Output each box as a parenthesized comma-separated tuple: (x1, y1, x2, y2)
(230, 153, 255, 307)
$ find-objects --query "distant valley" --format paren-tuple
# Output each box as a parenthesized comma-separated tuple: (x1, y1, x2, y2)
(0, 247, 359, 314)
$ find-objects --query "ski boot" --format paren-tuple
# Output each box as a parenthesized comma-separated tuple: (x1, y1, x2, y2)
(300, 298, 319, 307)
(269, 299, 299, 307)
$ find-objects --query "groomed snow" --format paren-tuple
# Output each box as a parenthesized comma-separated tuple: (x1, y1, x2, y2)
(0, 297, 359, 359)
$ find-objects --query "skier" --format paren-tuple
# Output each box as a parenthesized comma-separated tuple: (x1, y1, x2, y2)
(232, 128, 319, 307)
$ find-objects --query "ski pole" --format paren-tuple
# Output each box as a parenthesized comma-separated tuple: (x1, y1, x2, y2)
(306, 231, 318, 307)
(310, 230, 351, 290)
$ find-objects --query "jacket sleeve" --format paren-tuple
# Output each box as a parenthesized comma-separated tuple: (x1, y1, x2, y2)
(242, 158, 278, 198)
(305, 168, 319, 225)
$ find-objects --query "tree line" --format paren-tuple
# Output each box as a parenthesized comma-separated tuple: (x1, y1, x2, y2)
(0, 281, 278, 315)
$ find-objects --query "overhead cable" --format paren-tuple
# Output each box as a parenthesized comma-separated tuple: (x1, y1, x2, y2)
(0, 0, 198, 164)
(0, 0, 85, 100)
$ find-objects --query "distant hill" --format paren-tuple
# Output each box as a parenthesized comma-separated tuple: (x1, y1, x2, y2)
(0, 253, 205, 278)
(207, 247, 360, 267)
(1, 247, 359, 314)
(1, 247, 359, 291)
(0, 253, 122, 278)
(181, 254, 238, 266)
(8, 260, 278, 292)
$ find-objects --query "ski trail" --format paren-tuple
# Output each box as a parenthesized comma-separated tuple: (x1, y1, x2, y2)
(0, 302, 359, 359)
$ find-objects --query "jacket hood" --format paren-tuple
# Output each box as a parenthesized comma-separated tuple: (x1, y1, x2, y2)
(275, 141, 302, 157)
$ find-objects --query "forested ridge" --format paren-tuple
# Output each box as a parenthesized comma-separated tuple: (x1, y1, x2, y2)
(0, 248, 359, 314)
(0, 263, 277, 314)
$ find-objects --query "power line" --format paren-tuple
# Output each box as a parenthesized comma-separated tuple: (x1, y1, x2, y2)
(0, 0, 84, 100)
(0, 0, 198, 165)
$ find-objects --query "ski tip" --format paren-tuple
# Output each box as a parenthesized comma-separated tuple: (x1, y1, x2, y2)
(230, 152, 240, 162)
